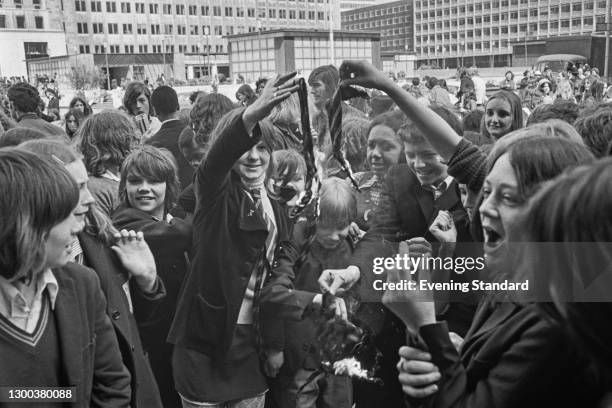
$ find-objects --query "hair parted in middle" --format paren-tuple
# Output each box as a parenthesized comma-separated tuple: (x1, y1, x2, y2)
(123, 81, 152, 116)
(318, 177, 357, 230)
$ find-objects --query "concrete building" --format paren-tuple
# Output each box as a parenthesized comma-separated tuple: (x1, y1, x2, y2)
(227, 28, 381, 82)
(340, 0, 377, 12)
(341, 0, 415, 73)
(0, 0, 67, 77)
(413, 0, 611, 69)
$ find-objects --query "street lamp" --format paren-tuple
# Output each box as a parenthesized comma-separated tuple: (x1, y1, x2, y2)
(104, 42, 110, 89)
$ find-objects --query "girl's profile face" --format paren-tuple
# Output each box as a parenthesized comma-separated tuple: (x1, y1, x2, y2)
(126, 173, 167, 219)
(367, 124, 403, 175)
(45, 210, 84, 269)
(479, 153, 523, 274)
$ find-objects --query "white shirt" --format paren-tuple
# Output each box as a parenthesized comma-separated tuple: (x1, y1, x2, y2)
(0, 269, 58, 333)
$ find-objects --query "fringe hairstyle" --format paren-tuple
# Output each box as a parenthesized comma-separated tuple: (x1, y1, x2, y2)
(0, 149, 78, 281)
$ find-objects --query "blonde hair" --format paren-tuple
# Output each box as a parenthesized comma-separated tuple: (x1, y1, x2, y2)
(318, 177, 357, 229)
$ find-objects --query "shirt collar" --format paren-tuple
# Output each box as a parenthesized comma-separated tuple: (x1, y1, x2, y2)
(423, 175, 454, 192)
(0, 269, 59, 316)
(161, 118, 181, 126)
(101, 169, 120, 182)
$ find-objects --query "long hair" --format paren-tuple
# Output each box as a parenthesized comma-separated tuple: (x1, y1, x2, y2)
(190, 93, 235, 145)
(481, 90, 523, 140)
(76, 110, 137, 177)
(19, 139, 119, 246)
(123, 82, 152, 116)
(0, 149, 78, 281)
(64, 108, 83, 139)
(519, 158, 612, 378)
(118, 145, 180, 215)
(318, 177, 357, 230)
(69, 96, 93, 116)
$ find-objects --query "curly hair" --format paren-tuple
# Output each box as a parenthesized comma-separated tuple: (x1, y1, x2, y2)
(118, 145, 180, 214)
(76, 110, 137, 177)
(574, 109, 612, 158)
(7, 82, 42, 113)
(526, 99, 579, 126)
(190, 93, 235, 146)
(123, 82, 151, 116)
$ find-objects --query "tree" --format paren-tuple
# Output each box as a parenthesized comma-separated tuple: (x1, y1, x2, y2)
(67, 65, 104, 90)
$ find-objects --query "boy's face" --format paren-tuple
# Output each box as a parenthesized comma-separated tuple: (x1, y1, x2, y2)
(315, 224, 351, 249)
(234, 141, 270, 183)
(181, 141, 208, 169)
(126, 173, 167, 219)
(404, 140, 448, 187)
(310, 80, 333, 109)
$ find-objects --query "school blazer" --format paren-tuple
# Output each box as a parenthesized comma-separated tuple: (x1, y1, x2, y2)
(52, 262, 132, 407)
(415, 299, 603, 408)
(79, 232, 164, 408)
(146, 119, 194, 190)
(168, 110, 306, 359)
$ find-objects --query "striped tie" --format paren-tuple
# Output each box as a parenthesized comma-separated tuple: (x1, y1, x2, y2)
(251, 188, 277, 266)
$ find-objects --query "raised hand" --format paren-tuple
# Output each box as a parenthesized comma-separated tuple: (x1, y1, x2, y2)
(263, 349, 284, 378)
(111, 229, 157, 292)
(243, 72, 300, 132)
(429, 210, 457, 244)
(338, 60, 393, 91)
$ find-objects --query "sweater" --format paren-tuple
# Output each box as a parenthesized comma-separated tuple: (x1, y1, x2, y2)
(447, 138, 487, 193)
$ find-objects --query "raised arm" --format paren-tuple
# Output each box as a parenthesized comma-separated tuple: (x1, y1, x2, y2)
(195, 72, 299, 207)
(339, 61, 462, 161)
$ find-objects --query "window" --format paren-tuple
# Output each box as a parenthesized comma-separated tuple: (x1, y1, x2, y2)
(151, 24, 160, 34)
(176, 4, 184, 14)
(120, 2, 129, 12)
(164, 24, 172, 34)
(247, 7, 254, 17)
(236, 7, 243, 17)
(561, 20, 569, 27)
(75, 0, 85, 10)
(163, 4, 171, 14)
(225, 6, 232, 16)
(213, 5, 221, 16)
(202, 5, 209, 15)
(123, 23, 132, 34)
(190, 24, 197, 35)
(550, 5, 558, 13)
(202, 25, 209, 35)
(150, 4, 157, 13)
(135, 3, 144, 13)
(572, 3, 581, 12)
(136, 23, 146, 34)
(79, 45, 90, 53)
(90, 1, 101, 11)
(177, 25, 185, 34)
(299, 10, 305, 19)
(0, 15, 6, 28)
(33, 0, 41, 9)
(125, 45, 134, 53)
(16, 15, 25, 28)
(289, 10, 295, 19)
(561, 4, 570, 12)
(107, 23, 118, 33)
(92, 22, 103, 33)
(214, 24, 222, 35)
(189, 4, 196, 15)
(271, 9, 277, 18)
(14, 0, 22, 8)
(77, 22, 88, 33)
(105, 1, 115, 12)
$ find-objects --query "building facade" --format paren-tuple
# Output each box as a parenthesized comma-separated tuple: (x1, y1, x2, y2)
(414, 0, 611, 69)
(227, 28, 380, 82)
(340, 0, 377, 12)
(0, 0, 67, 77)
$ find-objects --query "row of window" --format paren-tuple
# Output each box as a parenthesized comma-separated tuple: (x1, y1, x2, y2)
(74, 0, 329, 15)
(0, 14, 43, 28)
(76, 22, 286, 35)
(414, 1, 603, 17)
(78, 43, 224, 54)
(417, 17, 596, 41)
(343, 17, 410, 30)
(341, 4, 410, 21)
(415, 0, 607, 9)
(416, 14, 605, 31)
(0, 0, 42, 9)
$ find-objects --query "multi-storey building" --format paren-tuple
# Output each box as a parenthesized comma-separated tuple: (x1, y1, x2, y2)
(414, 0, 610, 68)
(340, 0, 377, 12)
(341, 0, 415, 72)
(2, 0, 341, 78)
(0, 0, 67, 77)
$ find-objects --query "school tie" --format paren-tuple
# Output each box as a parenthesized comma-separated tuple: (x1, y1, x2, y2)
(69, 239, 84, 265)
(423, 180, 448, 201)
(250, 188, 277, 266)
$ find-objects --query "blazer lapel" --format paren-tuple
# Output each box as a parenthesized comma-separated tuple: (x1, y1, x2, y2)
(434, 180, 461, 212)
(415, 186, 435, 234)
(53, 269, 85, 391)
(238, 192, 267, 233)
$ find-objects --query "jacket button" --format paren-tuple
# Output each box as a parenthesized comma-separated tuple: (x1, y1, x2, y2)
(131, 345, 135, 352)
(112, 311, 121, 320)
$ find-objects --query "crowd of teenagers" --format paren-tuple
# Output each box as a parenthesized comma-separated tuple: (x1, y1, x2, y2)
(0, 58, 612, 408)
